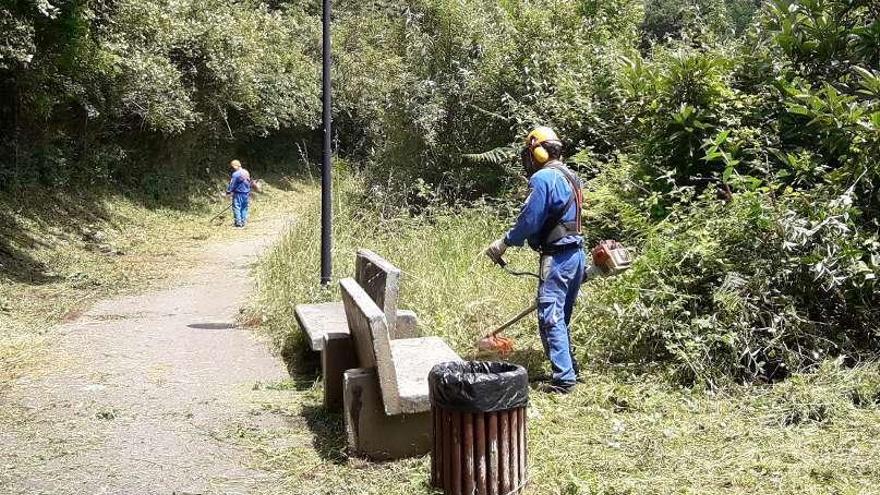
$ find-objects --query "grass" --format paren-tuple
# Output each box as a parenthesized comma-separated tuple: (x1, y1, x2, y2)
(245, 175, 880, 495)
(236, 366, 880, 495)
(0, 176, 304, 384)
(249, 175, 543, 367)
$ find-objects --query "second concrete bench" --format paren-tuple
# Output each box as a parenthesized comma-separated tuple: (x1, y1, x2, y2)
(294, 249, 419, 351)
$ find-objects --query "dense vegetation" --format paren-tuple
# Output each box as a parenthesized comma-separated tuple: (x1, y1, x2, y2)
(1, 0, 316, 196)
(375, 0, 880, 386)
(248, 182, 880, 494)
(4, 0, 880, 385)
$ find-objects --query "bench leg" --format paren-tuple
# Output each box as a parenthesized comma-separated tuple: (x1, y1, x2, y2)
(343, 367, 432, 460)
(322, 332, 358, 412)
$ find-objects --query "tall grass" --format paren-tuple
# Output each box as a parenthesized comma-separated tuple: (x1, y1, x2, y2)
(245, 175, 880, 495)
(250, 174, 559, 372)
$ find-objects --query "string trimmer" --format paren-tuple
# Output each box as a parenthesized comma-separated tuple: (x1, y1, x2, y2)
(207, 178, 265, 225)
(477, 240, 633, 355)
(208, 203, 232, 224)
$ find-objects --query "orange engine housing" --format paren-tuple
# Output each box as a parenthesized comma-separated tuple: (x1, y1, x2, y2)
(591, 240, 633, 275)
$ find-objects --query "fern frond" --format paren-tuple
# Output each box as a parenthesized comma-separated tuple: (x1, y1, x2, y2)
(461, 145, 517, 165)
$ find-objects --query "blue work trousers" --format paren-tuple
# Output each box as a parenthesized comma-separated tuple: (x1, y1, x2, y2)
(537, 248, 585, 386)
(232, 193, 249, 227)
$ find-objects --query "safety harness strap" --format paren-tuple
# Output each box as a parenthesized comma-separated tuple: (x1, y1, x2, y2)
(541, 162, 583, 250)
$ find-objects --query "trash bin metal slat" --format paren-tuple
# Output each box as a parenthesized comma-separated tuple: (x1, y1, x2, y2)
(432, 407, 440, 487)
(488, 412, 498, 495)
(510, 409, 519, 492)
(451, 412, 462, 495)
(463, 412, 475, 495)
(519, 407, 527, 487)
(499, 410, 510, 495)
(475, 412, 487, 495)
(444, 408, 453, 492)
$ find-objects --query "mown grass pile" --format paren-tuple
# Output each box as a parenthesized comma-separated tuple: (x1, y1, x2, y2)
(245, 177, 880, 495)
(238, 363, 880, 495)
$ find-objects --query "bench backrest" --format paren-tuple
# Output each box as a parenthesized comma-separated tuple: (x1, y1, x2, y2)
(354, 249, 402, 338)
(340, 277, 400, 414)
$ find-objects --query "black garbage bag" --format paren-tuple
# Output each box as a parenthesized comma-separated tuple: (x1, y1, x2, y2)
(429, 361, 529, 413)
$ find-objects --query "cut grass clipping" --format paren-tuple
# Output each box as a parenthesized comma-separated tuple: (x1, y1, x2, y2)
(245, 177, 880, 495)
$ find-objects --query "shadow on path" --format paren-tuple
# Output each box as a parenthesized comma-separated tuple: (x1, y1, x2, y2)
(187, 322, 238, 330)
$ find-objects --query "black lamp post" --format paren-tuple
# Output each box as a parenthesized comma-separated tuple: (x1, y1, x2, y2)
(320, 0, 332, 286)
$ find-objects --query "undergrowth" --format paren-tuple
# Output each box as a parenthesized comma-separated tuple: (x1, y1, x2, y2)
(246, 176, 880, 495)
(249, 173, 546, 372)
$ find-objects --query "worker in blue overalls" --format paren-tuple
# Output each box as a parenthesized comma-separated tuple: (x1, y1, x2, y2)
(226, 159, 251, 228)
(485, 126, 585, 394)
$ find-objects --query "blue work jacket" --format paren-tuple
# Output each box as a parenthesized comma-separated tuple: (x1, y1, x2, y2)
(227, 169, 251, 195)
(503, 161, 583, 253)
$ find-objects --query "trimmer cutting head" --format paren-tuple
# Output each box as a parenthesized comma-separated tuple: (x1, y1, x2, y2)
(474, 301, 537, 355)
(475, 240, 634, 356)
(477, 335, 515, 356)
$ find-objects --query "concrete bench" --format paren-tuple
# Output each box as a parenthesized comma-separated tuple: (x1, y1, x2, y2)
(293, 250, 419, 410)
(340, 277, 461, 460)
(294, 249, 419, 352)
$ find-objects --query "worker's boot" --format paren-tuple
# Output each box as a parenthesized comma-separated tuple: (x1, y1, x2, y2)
(533, 382, 574, 395)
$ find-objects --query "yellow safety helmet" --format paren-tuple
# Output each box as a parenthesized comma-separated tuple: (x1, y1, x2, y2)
(525, 126, 560, 165)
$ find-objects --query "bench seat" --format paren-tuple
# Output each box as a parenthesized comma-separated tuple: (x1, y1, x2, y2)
(390, 337, 462, 414)
(294, 249, 420, 353)
(295, 301, 347, 351)
(296, 302, 421, 353)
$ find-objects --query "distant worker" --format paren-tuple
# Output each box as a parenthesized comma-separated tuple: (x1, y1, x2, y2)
(485, 127, 585, 394)
(226, 159, 251, 228)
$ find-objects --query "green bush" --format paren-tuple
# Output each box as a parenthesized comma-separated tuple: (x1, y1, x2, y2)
(580, 187, 877, 385)
(4, 0, 879, 384)
(571, 0, 878, 385)
(0, 0, 321, 193)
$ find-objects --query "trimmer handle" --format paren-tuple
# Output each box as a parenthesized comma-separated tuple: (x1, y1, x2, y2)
(485, 250, 508, 268)
(488, 253, 540, 280)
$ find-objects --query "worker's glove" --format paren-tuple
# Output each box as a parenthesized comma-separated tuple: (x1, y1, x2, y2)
(484, 238, 508, 265)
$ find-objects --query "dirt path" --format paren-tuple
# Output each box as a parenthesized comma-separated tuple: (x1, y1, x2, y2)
(0, 215, 293, 494)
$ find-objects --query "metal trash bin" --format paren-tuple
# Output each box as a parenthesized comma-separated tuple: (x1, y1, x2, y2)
(429, 361, 529, 495)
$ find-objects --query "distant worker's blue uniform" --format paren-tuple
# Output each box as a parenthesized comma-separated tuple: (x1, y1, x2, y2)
(227, 169, 251, 227)
(504, 161, 585, 387)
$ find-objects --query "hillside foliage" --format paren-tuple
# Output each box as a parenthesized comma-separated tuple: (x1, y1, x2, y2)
(2, 0, 879, 384)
